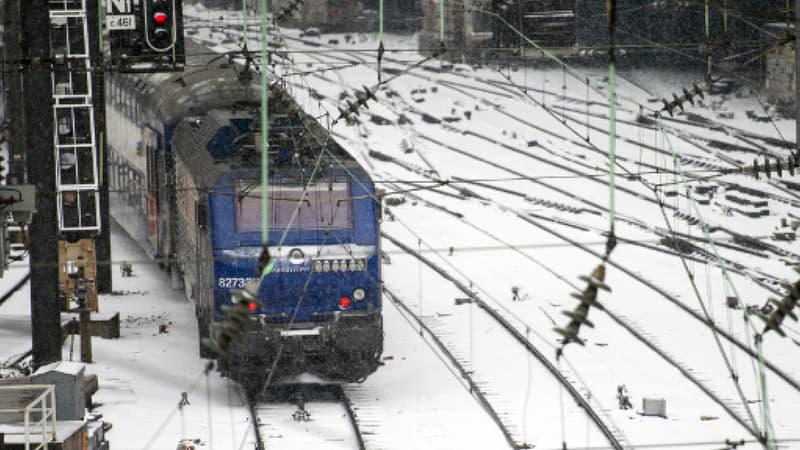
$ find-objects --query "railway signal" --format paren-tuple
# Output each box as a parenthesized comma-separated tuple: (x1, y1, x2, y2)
(108, 0, 185, 72)
(144, 0, 174, 51)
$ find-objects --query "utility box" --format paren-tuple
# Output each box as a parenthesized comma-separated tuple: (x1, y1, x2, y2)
(642, 398, 667, 418)
(58, 239, 98, 312)
(32, 362, 86, 421)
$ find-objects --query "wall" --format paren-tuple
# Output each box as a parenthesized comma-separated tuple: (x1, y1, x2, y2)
(764, 23, 796, 116)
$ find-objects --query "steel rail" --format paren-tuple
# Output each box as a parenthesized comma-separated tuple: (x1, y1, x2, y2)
(383, 233, 626, 450)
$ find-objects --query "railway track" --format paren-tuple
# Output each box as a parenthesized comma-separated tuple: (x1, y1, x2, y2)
(380, 227, 800, 446)
(381, 286, 526, 449)
(377, 172, 783, 294)
(274, 34, 799, 212)
(350, 62, 798, 274)
(248, 383, 365, 450)
(187, 12, 794, 162)
(383, 273, 627, 450)
(243, 13, 795, 328)
(0, 272, 30, 308)
(190, 13, 798, 202)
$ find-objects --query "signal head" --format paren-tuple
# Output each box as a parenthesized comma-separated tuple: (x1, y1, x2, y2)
(154, 12, 168, 25)
(144, 0, 175, 51)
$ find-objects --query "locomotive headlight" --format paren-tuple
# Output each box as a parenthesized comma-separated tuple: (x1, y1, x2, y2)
(353, 288, 366, 301)
(289, 248, 305, 265)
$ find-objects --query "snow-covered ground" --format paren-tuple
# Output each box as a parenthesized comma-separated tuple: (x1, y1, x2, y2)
(2, 3, 800, 450)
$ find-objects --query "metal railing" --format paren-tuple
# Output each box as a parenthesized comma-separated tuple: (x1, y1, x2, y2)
(49, 0, 101, 232)
(0, 384, 58, 450)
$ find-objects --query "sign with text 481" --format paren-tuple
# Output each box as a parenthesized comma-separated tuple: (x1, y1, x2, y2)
(107, 14, 136, 30)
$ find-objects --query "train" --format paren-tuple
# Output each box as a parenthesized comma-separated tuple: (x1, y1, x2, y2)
(419, 0, 776, 63)
(105, 39, 384, 388)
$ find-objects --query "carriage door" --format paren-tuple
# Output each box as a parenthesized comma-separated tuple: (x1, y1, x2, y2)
(143, 127, 160, 249)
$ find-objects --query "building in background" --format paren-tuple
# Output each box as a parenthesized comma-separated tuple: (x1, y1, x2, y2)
(204, 0, 421, 33)
(764, 22, 796, 116)
(418, 0, 780, 64)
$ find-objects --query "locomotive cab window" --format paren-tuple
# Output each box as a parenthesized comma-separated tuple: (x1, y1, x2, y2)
(234, 177, 353, 232)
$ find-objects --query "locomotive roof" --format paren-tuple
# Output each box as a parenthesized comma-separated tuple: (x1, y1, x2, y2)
(171, 103, 362, 190)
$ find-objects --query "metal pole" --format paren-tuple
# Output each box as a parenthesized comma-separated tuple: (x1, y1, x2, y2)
(796, 0, 799, 153)
(723, 0, 728, 41)
(243, 0, 248, 44)
(89, 0, 112, 293)
(260, 0, 269, 252)
(23, 0, 62, 369)
(439, 0, 445, 46)
(705, 0, 712, 82)
(379, 0, 384, 40)
(607, 0, 616, 231)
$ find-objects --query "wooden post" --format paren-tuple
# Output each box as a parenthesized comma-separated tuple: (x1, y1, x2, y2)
(78, 298, 92, 363)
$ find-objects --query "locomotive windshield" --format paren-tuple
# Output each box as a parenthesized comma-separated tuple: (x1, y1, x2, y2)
(234, 177, 353, 232)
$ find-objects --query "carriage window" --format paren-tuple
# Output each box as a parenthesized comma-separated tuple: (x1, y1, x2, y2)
(235, 177, 353, 232)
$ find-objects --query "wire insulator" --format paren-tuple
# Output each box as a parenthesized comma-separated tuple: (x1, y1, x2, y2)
(660, 83, 706, 116)
(256, 244, 272, 277)
(741, 153, 800, 180)
(554, 264, 611, 359)
(758, 270, 800, 337)
(203, 299, 259, 358)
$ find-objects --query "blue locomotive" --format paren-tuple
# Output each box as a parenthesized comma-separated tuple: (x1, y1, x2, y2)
(106, 40, 383, 387)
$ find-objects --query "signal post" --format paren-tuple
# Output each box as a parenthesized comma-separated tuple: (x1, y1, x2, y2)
(4, 0, 184, 368)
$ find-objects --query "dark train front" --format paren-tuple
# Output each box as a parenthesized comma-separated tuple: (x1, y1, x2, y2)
(181, 111, 384, 385)
(106, 41, 383, 390)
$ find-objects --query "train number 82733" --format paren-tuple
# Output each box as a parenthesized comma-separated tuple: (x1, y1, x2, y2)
(217, 277, 259, 289)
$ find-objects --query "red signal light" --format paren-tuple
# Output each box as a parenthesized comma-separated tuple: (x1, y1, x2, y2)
(246, 301, 257, 312)
(339, 296, 351, 310)
(153, 12, 168, 25)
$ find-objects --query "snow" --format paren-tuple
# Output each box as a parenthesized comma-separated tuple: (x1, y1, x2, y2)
(35, 361, 86, 377)
(2, 3, 800, 450)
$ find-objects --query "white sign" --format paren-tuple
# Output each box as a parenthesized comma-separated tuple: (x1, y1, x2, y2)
(106, 0, 132, 14)
(107, 15, 136, 30)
